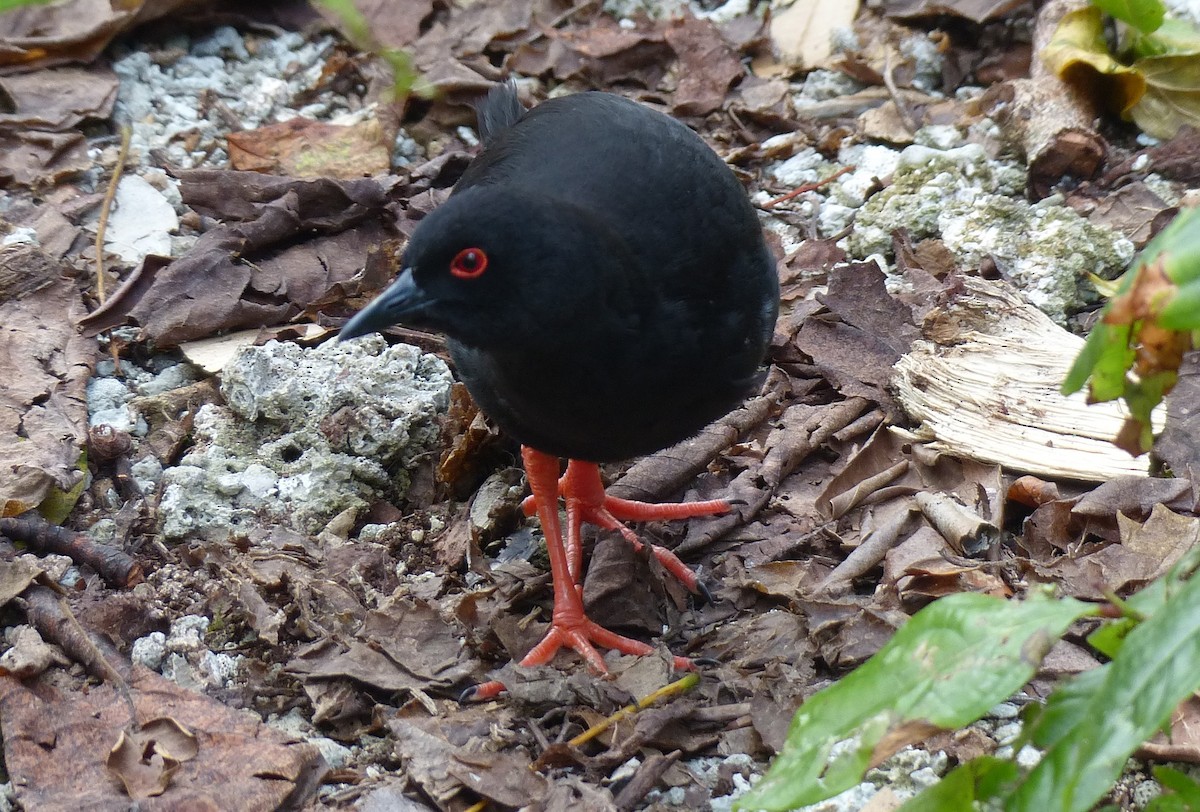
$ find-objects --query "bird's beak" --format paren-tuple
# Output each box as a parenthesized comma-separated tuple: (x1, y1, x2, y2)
(339, 268, 430, 341)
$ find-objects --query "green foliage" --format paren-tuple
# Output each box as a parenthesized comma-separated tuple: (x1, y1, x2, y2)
(1091, 0, 1165, 32)
(734, 590, 1095, 811)
(0, 0, 55, 12)
(740, 548, 1200, 811)
(898, 757, 1020, 811)
(1148, 766, 1200, 811)
(1005, 551, 1200, 811)
(1043, 0, 1200, 137)
(311, 0, 432, 102)
(1063, 206, 1200, 453)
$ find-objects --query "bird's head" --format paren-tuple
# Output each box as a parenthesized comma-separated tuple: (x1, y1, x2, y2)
(340, 186, 628, 349)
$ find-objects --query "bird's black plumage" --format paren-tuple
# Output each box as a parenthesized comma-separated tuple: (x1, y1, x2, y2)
(342, 84, 778, 462)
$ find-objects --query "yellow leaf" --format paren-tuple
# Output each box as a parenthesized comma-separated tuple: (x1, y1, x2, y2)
(1041, 6, 1146, 115)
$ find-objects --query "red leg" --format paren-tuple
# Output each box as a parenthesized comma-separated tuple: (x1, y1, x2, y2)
(502, 449, 694, 674)
(522, 461, 728, 592)
(465, 450, 715, 700)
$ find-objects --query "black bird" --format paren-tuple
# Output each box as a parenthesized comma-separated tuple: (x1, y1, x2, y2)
(341, 83, 778, 689)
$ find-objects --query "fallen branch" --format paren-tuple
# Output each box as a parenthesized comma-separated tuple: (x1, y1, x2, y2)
(0, 516, 143, 587)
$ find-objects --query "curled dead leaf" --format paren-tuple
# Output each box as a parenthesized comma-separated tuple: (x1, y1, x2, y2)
(106, 718, 197, 799)
(1040, 6, 1146, 115)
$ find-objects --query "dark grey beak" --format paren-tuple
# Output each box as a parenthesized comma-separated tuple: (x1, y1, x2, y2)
(339, 269, 430, 341)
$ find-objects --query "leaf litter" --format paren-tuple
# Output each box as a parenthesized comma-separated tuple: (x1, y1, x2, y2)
(0, 0, 1198, 809)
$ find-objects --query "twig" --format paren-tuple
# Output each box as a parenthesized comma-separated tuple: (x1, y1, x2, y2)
(23, 586, 137, 721)
(0, 516, 143, 588)
(725, 105, 756, 145)
(762, 166, 855, 209)
(882, 49, 919, 134)
(678, 398, 871, 554)
(833, 409, 884, 444)
(825, 460, 910, 519)
(614, 750, 682, 811)
(817, 501, 917, 592)
(569, 673, 700, 747)
(94, 124, 132, 304)
(608, 389, 781, 503)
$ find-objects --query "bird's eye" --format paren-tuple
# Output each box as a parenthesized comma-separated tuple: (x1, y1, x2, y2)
(450, 247, 488, 279)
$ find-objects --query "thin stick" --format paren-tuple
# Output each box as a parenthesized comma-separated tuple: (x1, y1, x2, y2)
(568, 672, 700, 748)
(883, 49, 919, 134)
(762, 166, 854, 208)
(94, 124, 132, 304)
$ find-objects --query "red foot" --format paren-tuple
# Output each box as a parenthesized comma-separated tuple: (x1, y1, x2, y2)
(462, 623, 693, 702)
(513, 447, 698, 677)
(520, 460, 729, 591)
(518, 613, 693, 673)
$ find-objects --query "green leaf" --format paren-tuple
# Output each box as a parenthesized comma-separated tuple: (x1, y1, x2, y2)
(1019, 665, 1110, 753)
(899, 757, 1020, 811)
(1129, 37, 1200, 137)
(1086, 615, 1137, 659)
(1084, 322, 1136, 402)
(310, 0, 433, 101)
(1159, 280, 1200, 329)
(1092, 0, 1166, 33)
(1126, 16, 1200, 59)
(1008, 563, 1200, 811)
(1089, 545, 1200, 658)
(1148, 795, 1196, 812)
(1150, 765, 1200, 811)
(734, 591, 1095, 812)
(1062, 206, 1200, 451)
(0, 0, 55, 11)
(1061, 321, 1129, 397)
(37, 450, 88, 525)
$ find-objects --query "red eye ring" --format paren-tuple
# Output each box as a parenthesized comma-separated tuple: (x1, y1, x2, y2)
(450, 247, 488, 279)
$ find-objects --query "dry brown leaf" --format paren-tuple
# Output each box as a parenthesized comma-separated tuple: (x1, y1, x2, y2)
(734, 560, 831, 601)
(584, 536, 677, 638)
(0, 668, 325, 810)
(514, 18, 673, 87)
(1082, 182, 1171, 247)
(0, 248, 93, 516)
(700, 610, 813, 671)
(1046, 542, 1163, 598)
(1118, 503, 1200, 580)
(0, 0, 202, 71)
(106, 718, 198, 800)
(882, 0, 1028, 23)
(1156, 352, 1200, 476)
(78, 172, 397, 344)
(0, 67, 117, 130)
(314, 0, 435, 49)
(286, 595, 481, 695)
(665, 15, 744, 117)
(0, 129, 89, 186)
(389, 719, 550, 808)
(0, 558, 43, 606)
(1072, 476, 1195, 539)
(797, 598, 903, 668)
(227, 117, 391, 178)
